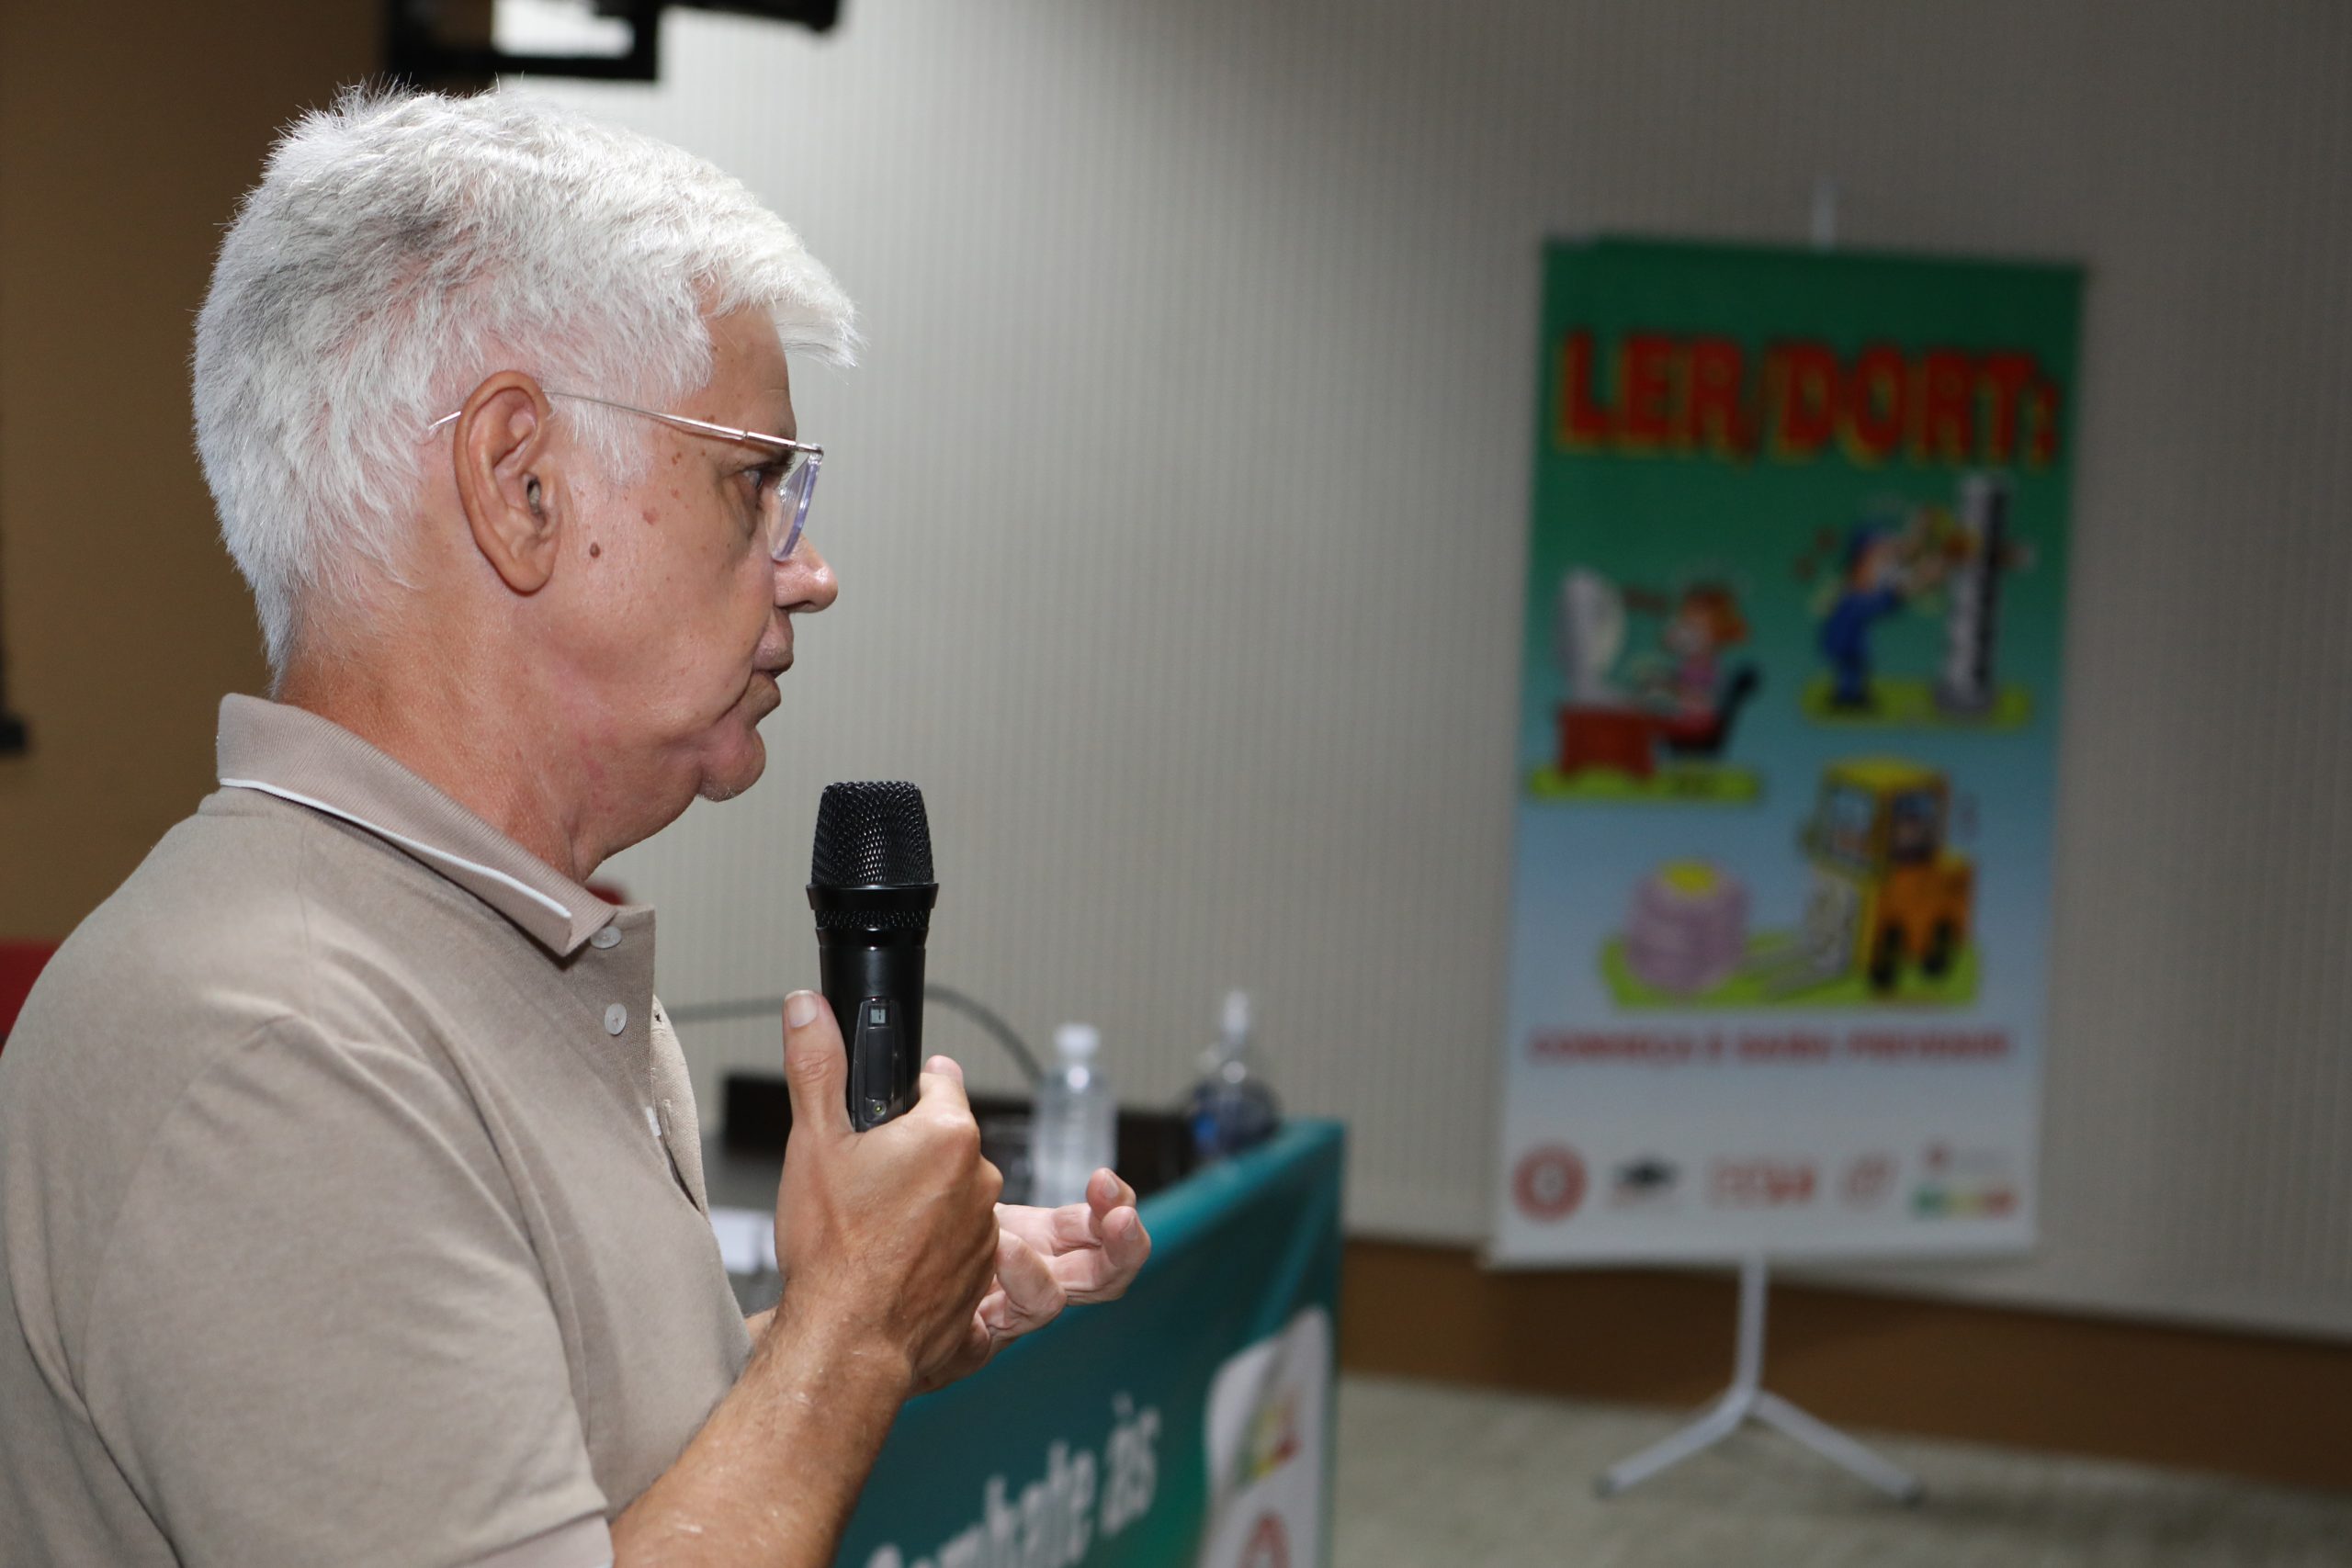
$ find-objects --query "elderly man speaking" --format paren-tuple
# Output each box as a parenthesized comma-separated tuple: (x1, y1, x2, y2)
(0, 90, 1148, 1567)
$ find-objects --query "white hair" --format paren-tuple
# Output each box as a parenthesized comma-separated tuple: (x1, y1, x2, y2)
(193, 87, 855, 675)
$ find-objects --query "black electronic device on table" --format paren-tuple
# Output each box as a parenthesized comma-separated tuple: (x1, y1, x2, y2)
(717, 1075, 1196, 1205)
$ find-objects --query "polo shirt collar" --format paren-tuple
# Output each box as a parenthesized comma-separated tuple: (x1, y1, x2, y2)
(215, 694, 620, 956)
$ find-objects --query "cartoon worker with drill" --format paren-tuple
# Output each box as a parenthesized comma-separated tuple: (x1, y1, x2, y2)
(1817, 518, 1948, 711)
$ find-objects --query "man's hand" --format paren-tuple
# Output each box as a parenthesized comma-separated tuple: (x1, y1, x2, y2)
(769, 990, 1002, 1392)
(613, 994, 1001, 1566)
(918, 1168, 1153, 1392)
(999, 1169, 1151, 1303)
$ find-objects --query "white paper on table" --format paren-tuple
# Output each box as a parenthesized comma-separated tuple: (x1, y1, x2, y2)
(707, 1206, 778, 1275)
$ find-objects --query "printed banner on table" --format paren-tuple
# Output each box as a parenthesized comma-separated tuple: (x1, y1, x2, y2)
(843, 1122, 1343, 1568)
(1492, 239, 2082, 1264)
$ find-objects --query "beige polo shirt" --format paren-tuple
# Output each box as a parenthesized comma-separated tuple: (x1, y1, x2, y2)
(0, 695, 752, 1567)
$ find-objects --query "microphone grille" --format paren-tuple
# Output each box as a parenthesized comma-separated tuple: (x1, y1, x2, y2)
(810, 781, 934, 887)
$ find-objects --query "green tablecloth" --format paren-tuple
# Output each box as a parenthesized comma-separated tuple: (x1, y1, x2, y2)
(840, 1120, 1345, 1568)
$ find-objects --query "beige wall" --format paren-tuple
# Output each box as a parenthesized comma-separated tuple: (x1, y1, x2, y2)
(0, 1, 378, 936)
(522, 0, 2352, 1340)
(3, 1, 2345, 1345)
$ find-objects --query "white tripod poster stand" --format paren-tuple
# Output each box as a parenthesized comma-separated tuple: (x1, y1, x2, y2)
(1596, 1254, 1922, 1502)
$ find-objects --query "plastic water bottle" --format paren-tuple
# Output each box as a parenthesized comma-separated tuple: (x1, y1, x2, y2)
(1184, 990, 1281, 1163)
(1031, 1023, 1116, 1208)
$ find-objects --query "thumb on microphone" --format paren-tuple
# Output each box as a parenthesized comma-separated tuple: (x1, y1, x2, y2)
(782, 989, 852, 1143)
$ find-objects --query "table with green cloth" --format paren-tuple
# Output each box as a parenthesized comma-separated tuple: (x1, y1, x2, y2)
(706, 1119, 1345, 1568)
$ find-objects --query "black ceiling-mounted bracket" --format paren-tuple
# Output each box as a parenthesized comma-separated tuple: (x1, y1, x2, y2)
(387, 0, 841, 89)
(390, 0, 664, 85)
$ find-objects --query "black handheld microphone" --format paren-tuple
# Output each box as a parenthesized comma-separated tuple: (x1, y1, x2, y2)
(808, 782, 937, 1130)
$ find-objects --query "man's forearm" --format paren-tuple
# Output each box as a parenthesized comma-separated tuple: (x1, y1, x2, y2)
(610, 1305, 910, 1566)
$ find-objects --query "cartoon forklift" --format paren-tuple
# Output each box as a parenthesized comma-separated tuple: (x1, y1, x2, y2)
(1787, 759, 1973, 993)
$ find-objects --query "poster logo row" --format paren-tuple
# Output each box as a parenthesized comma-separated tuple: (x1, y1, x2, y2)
(1510, 1143, 2017, 1226)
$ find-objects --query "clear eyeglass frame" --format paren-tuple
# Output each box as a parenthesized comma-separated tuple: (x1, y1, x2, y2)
(423, 391, 822, 561)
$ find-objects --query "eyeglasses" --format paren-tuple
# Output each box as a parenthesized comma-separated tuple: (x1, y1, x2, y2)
(424, 392, 822, 561)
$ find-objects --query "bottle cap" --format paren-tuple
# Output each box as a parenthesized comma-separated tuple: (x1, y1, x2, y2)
(1222, 989, 1251, 1042)
(1055, 1023, 1101, 1060)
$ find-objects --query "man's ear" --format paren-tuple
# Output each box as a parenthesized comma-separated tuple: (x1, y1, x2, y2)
(450, 374, 563, 595)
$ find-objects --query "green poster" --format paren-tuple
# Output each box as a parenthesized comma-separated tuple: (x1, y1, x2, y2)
(1494, 239, 2081, 1263)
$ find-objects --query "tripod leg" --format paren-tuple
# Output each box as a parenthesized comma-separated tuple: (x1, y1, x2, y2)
(1753, 1390, 1924, 1503)
(1596, 1390, 1751, 1497)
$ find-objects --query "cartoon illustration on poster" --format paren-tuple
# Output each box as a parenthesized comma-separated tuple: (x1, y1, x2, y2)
(1493, 240, 2081, 1263)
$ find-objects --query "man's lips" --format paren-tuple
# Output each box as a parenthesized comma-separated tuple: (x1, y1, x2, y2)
(752, 624, 795, 685)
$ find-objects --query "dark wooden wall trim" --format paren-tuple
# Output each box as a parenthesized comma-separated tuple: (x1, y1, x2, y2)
(1340, 1242, 2348, 1494)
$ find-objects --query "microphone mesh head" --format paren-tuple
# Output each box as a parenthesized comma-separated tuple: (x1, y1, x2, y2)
(810, 781, 933, 887)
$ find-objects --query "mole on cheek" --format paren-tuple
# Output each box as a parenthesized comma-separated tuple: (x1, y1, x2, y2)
(589, 542, 602, 558)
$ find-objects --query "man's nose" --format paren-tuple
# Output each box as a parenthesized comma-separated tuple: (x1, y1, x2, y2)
(778, 536, 839, 614)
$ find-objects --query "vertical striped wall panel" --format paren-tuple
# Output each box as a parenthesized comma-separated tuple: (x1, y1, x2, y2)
(514, 0, 2352, 1339)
